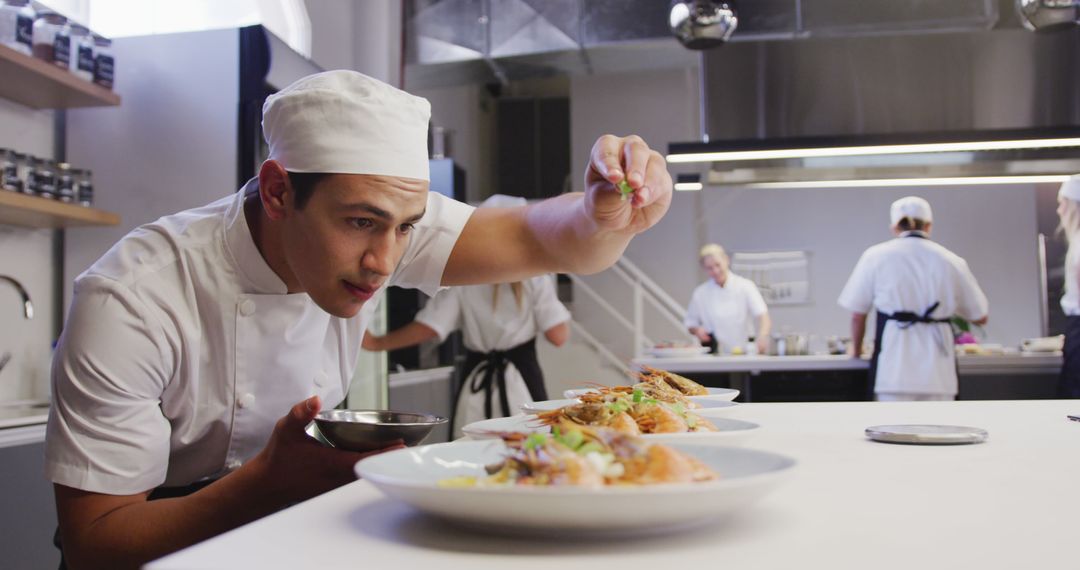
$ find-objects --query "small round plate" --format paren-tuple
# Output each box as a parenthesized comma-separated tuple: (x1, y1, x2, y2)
(865, 424, 988, 445)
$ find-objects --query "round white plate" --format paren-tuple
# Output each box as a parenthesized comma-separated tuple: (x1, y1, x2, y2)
(865, 424, 988, 445)
(648, 346, 710, 358)
(522, 398, 740, 417)
(355, 440, 794, 536)
(564, 386, 740, 402)
(462, 414, 761, 446)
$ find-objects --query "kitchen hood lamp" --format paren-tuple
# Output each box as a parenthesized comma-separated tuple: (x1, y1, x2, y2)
(667, 128, 1080, 164)
(675, 173, 703, 191)
(670, 0, 738, 50)
(739, 175, 1072, 189)
(1016, 0, 1080, 32)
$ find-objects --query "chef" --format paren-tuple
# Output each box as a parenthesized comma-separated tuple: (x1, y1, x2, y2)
(46, 70, 672, 569)
(364, 195, 571, 436)
(838, 196, 988, 401)
(684, 243, 771, 354)
(1055, 175, 1080, 398)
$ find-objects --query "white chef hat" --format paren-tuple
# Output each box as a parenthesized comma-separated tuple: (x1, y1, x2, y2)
(480, 194, 527, 208)
(890, 196, 933, 226)
(262, 70, 431, 181)
(1059, 175, 1080, 202)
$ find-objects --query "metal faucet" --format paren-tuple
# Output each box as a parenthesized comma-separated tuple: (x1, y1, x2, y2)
(0, 275, 34, 320)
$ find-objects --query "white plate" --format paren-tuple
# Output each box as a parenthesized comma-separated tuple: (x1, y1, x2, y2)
(648, 346, 710, 358)
(355, 440, 794, 536)
(564, 386, 740, 402)
(462, 414, 761, 446)
(522, 398, 740, 417)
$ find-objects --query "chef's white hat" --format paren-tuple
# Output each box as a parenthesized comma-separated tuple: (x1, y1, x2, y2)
(1059, 175, 1080, 202)
(480, 194, 527, 208)
(890, 196, 933, 226)
(262, 70, 431, 181)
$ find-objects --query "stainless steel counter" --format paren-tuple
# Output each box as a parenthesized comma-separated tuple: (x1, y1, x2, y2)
(633, 352, 1063, 376)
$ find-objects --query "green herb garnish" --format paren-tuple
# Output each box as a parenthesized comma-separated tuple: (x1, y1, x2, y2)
(632, 388, 644, 403)
(525, 432, 548, 451)
(606, 399, 630, 415)
(616, 179, 634, 201)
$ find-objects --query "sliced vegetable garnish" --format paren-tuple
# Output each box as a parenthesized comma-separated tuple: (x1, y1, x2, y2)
(632, 388, 644, 403)
(525, 432, 548, 451)
(616, 179, 634, 201)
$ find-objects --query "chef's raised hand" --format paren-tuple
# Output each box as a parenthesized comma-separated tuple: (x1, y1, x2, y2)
(251, 395, 404, 504)
(585, 134, 673, 236)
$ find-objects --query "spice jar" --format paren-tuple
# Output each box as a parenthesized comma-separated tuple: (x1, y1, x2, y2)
(69, 23, 93, 81)
(74, 168, 93, 206)
(27, 157, 56, 198)
(0, 0, 34, 55)
(56, 162, 75, 203)
(92, 34, 114, 89)
(31, 10, 66, 66)
(1, 148, 23, 193)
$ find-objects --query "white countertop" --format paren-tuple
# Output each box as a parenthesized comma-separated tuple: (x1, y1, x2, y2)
(632, 352, 1063, 375)
(148, 399, 1079, 570)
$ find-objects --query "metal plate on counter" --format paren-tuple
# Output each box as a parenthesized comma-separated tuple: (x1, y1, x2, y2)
(865, 424, 988, 445)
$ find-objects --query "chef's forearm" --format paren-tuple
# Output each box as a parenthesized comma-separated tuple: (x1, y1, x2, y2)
(443, 193, 631, 285)
(55, 463, 284, 570)
(757, 313, 772, 339)
(370, 322, 439, 351)
(850, 313, 867, 356)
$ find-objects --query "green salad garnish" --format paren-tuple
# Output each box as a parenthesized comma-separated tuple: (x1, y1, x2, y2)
(616, 179, 634, 201)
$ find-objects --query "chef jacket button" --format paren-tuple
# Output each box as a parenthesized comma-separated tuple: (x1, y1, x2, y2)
(238, 392, 256, 409)
(239, 299, 256, 316)
(315, 371, 328, 386)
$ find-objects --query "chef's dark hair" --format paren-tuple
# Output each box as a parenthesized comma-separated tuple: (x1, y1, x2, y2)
(897, 216, 929, 231)
(286, 171, 329, 210)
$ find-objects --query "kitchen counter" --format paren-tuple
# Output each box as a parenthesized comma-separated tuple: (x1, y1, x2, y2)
(632, 352, 1063, 375)
(147, 399, 1079, 570)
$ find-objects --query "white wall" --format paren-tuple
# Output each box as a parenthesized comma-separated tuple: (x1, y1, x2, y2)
(0, 99, 58, 403)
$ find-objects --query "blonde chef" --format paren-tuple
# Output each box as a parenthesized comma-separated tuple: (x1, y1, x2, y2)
(684, 243, 771, 354)
(1055, 175, 1080, 397)
(838, 196, 988, 401)
(45, 70, 673, 569)
(365, 195, 571, 435)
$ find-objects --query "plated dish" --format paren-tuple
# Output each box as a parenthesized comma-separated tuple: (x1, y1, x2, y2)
(564, 386, 740, 402)
(354, 428, 795, 535)
(462, 414, 761, 446)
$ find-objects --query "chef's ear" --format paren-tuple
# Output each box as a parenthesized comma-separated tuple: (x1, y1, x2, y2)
(258, 160, 292, 221)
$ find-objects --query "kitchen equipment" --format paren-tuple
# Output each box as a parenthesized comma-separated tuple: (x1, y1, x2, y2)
(354, 440, 795, 536)
(768, 332, 810, 356)
(1021, 335, 1065, 352)
(313, 409, 447, 452)
(865, 424, 988, 445)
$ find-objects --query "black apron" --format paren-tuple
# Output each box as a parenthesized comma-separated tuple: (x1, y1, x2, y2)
(1059, 315, 1080, 398)
(867, 232, 954, 398)
(451, 337, 546, 434)
(55, 479, 218, 569)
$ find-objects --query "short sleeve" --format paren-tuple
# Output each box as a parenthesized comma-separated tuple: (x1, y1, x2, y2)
(683, 287, 704, 328)
(745, 279, 768, 317)
(45, 277, 175, 495)
(837, 251, 876, 314)
(389, 192, 476, 296)
(530, 275, 571, 332)
(414, 288, 462, 341)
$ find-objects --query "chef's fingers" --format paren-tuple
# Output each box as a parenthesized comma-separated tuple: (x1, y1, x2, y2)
(621, 135, 650, 189)
(589, 134, 625, 183)
(631, 150, 670, 208)
(280, 395, 321, 435)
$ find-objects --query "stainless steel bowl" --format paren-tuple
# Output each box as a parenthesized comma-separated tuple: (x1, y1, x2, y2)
(313, 409, 447, 452)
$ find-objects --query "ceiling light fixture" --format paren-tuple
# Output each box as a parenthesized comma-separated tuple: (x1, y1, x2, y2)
(734, 175, 1071, 189)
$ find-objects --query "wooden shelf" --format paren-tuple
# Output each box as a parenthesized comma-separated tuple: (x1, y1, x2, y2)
(0, 191, 120, 228)
(0, 43, 120, 109)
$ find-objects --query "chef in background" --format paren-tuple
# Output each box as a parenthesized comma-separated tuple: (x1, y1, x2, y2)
(364, 195, 571, 435)
(838, 196, 988, 401)
(684, 244, 771, 354)
(1055, 175, 1080, 398)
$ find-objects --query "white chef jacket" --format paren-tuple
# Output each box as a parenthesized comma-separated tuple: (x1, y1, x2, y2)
(415, 275, 570, 351)
(1062, 245, 1080, 316)
(416, 276, 570, 436)
(837, 233, 988, 396)
(45, 178, 474, 495)
(683, 273, 768, 353)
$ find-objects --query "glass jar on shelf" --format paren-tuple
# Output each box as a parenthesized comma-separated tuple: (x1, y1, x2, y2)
(0, 0, 35, 56)
(92, 34, 114, 89)
(56, 162, 75, 203)
(1, 148, 23, 192)
(27, 157, 57, 199)
(69, 23, 93, 81)
(31, 10, 66, 66)
(74, 168, 93, 207)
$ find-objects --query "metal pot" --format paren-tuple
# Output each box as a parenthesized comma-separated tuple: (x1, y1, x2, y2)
(768, 333, 809, 356)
